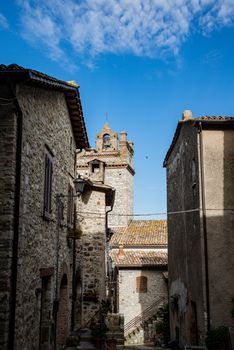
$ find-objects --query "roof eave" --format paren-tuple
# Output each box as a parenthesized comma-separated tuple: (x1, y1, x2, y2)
(0, 67, 90, 149)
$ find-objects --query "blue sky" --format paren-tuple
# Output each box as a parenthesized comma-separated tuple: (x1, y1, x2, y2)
(1, 1, 234, 218)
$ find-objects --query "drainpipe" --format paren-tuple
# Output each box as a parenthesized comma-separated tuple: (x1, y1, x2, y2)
(106, 200, 114, 311)
(198, 122, 211, 332)
(8, 84, 23, 350)
(71, 148, 83, 331)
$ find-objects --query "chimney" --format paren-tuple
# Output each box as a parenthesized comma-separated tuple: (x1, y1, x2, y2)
(117, 245, 125, 259)
(182, 110, 193, 121)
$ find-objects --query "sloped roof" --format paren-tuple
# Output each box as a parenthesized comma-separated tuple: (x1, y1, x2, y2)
(110, 220, 167, 247)
(163, 116, 234, 167)
(0, 64, 89, 148)
(110, 249, 167, 267)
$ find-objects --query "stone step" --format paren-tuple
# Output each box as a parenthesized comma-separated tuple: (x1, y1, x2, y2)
(78, 328, 96, 349)
(77, 342, 96, 350)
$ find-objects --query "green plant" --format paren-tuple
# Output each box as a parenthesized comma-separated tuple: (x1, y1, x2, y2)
(65, 335, 79, 346)
(155, 303, 170, 345)
(91, 322, 108, 339)
(205, 326, 229, 349)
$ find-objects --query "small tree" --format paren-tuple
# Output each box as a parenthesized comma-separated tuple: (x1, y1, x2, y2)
(156, 303, 170, 345)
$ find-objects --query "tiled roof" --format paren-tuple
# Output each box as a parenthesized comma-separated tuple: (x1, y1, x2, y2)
(110, 249, 168, 267)
(163, 115, 234, 167)
(195, 116, 234, 121)
(0, 64, 89, 148)
(110, 220, 167, 246)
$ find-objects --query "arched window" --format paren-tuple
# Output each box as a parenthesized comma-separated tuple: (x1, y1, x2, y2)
(136, 276, 147, 293)
(103, 134, 111, 149)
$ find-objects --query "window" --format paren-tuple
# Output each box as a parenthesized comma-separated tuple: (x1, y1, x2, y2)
(103, 133, 111, 149)
(92, 163, 100, 173)
(67, 184, 74, 226)
(43, 148, 53, 219)
(136, 276, 147, 293)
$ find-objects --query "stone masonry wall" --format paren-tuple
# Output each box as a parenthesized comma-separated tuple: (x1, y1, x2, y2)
(105, 167, 134, 227)
(77, 124, 135, 229)
(0, 106, 17, 349)
(13, 84, 76, 350)
(118, 269, 167, 325)
(166, 121, 206, 346)
(76, 189, 107, 325)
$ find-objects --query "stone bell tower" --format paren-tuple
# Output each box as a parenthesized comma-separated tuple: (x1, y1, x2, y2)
(77, 123, 135, 227)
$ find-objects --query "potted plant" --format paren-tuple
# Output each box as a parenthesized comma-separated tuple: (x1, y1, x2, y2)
(205, 326, 229, 350)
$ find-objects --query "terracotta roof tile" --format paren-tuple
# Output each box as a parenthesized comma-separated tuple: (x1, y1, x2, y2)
(110, 250, 168, 267)
(110, 220, 167, 246)
(195, 116, 234, 121)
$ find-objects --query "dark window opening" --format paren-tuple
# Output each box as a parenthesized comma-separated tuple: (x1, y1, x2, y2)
(103, 134, 111, 149)
(92, 163, 100, 173)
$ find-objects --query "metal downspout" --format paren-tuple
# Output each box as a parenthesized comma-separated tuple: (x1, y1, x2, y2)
(198, 122, 211, 332)
(71, 148, 82, 331)
(8, 86, 23, 350)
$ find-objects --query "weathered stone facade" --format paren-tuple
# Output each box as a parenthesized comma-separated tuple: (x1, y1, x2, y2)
(75, 181, 115, 325)
(0, 65, 89, 350)
(164, 112, 234, 347)
(77, 123, 134, 227)
(118, 268, 167, 325)
(0, 102, 17, 350)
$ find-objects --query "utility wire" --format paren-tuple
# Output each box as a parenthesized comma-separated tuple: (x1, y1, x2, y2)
(77, 208, 234, 218)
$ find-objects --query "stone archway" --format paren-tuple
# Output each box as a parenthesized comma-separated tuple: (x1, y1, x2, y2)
(57, 274, 69, 346)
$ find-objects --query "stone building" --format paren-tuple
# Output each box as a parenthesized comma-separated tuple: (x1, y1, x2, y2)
(77, 123, 134, 227)
(0, 64, 89, 350)
(163, 111, 234, 347)
(75, 162, 115, 326)
(77, 124, 169, 345)
(110, 220, 168, 344)
(76, 122, 135, 325)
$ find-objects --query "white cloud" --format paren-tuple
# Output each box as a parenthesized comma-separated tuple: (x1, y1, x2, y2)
(16, 0, 234, 66)
(0, 13, 9, 30)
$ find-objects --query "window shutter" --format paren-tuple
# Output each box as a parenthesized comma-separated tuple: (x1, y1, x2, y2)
(136, 276, 147, 293)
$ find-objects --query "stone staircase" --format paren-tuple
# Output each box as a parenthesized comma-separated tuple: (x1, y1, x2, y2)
(124, 296, 167, 345)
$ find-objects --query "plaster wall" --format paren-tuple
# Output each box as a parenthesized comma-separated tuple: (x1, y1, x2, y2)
(202, 129, 234, 339)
